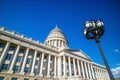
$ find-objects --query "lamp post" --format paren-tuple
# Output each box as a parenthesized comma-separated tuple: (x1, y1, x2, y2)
(83, 19, 115, 80)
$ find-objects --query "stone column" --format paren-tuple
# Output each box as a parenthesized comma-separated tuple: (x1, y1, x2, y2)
(87, 63, 92, 79)
(63, 56, 66, 77)
(100, 70, 102, 80)
(95, 68, 97, 79)
(77, 60, 81, 76)
(47, 54, 51, 77)
(63, 41, 65, 46)
(73, 58, 76, 76)
(99, 69, 100, 79)
(8, 45, 20, 73)
(81, 61, 85, 79)
(49, 41, 50, 45)
(103, 71, 105, 80)
(30, 50, 37, 76)
(57, 57, 62, 78)
(54, 56, 57, 77)
(104, 71, 107, 80)
(97, 69, 99, 79)
(90, 64, 96, 79)
(84, 62, 89, 79)
(19, 48, 29, 75)
(0, 42, 10, 69)
(48, 41, 50, 45)
(39, 53, 44, 76)
(53, 40, 55, 46)
(68, 57, 72, 76)
(102, 71, 104, 80)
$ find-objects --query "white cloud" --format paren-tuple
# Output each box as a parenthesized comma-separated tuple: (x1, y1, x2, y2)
(113, 49, 120, 53)
(115, 49, 119, 52)
(111, 66, 120, 78)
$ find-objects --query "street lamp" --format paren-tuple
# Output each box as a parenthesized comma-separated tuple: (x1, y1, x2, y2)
(83, 19, 115, 80)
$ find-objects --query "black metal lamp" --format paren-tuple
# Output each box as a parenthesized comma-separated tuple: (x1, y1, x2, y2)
(83, 19, 115, 80)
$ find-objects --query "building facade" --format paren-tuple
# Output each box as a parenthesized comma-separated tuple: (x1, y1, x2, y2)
(0, 26, 110, 80)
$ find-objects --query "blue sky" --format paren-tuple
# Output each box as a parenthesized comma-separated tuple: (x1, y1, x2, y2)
(0, 0, 120, 78)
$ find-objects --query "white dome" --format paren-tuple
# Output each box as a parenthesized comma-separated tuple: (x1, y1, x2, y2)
(44, 25, 68, 48)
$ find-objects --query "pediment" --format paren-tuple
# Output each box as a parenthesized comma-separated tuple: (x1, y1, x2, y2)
(64, 49, 92, 61)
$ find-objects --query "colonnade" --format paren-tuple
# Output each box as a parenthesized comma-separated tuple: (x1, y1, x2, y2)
(0, 41, 57, 77)
(45, 39, 68, 47)
(57, 56, 96, 79)
(93, 66, 109, 80)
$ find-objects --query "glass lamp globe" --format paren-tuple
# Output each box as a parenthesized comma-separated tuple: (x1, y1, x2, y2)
(96, 20, 104, 27)
(85, 21, 91, 28)
(85, 20, 96, 28)
(91, 20, 96, 28)
(83, 29, 87, 35)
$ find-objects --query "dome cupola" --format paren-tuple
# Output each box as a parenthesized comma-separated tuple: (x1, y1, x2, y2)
(44, 25, 68, 49)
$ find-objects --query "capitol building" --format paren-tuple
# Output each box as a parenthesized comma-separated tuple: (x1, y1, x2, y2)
(0, 25, 110, 80)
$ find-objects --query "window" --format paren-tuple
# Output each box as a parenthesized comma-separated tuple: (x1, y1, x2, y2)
(9, 46, 15, 51)
(19, 48, 24, 53)
(1, 64, 9, 70)
(24, 67, 29, 73)
(28, 51, 33, 55)
(11, 77, 17, 80)
(0, 43, 5, 57)
(44, 55, 47, 59)
(0, 43, 5, 48)
(16, 56, 22, 62)
(5, 54, 12, 60)
(37, 54, 40, 57)
(13, 66, 20, 72)
(35, 60, 38, 65)
(24, 78, 29, 80)
(26, 58, 31, 64)
(34, 69, 38, 75)
(0, 76, 4, 80)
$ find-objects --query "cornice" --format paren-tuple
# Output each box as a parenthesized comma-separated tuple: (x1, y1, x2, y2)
(0, 27, 59, 53)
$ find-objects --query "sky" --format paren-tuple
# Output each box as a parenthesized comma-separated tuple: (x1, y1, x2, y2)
(0, 0, 120, 78)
